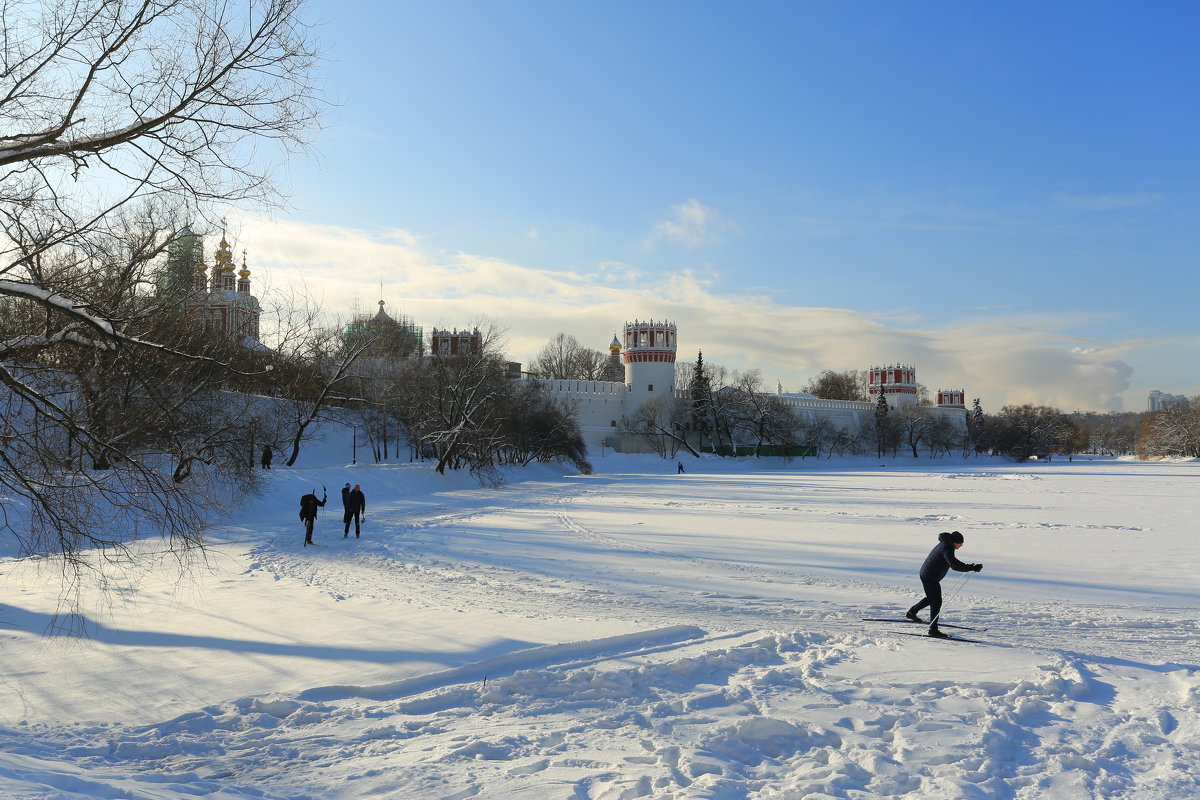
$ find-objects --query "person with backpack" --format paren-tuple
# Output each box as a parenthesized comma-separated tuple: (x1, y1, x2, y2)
(906, 531, 982, 638)
(343, 483, 366, 538)
(299, 486, 327, 546)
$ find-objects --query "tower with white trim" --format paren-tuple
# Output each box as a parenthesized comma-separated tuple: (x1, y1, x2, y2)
(622, 319, 677, 417)
(936, 388, 966, 409)
(868, 364, 918, 409)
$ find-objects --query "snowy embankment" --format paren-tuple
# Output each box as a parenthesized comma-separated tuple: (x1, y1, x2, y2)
(1, 439, 1198, 799)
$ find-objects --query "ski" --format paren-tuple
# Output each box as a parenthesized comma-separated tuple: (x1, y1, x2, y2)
(861, 617, 985, 632)
(892, 631, 985, 644)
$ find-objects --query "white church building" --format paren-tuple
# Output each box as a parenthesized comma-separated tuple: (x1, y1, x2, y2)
(533, 319, 969, 452)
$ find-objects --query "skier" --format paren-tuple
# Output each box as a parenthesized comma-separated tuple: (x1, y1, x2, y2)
(906, 531, 982, 638)
(343, 483, 366, 538)
(677, 461, 686, 474)
(261, 445, 273, 470)
(299, 486, 327, 546)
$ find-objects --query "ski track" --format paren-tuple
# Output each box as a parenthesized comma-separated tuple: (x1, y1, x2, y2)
(6, 472, 1199, 799)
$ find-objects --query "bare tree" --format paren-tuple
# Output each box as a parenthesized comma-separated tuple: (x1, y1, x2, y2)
(990, 404, 1077, 460)
(804, 369, 867, 402)
(799, 414, 835, 458)
(629, 393, 699, 458)
(502, 383, 591, 472)
(1074, 410, 1140, 456)
(732, 370, 798, 457)
(0, 0, 324, 588)
(895, 405, 932, 458)
(402, 321, 513, 476)
(1136, 399, 1200, 459)
(530, 333, 607, 380)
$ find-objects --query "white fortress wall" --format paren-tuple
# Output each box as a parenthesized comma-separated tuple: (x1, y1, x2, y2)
(534, 378, 627, 448)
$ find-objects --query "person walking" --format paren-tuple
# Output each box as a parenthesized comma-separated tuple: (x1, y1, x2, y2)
(261, 445, 273, 470)
(299, 486, 327, 546)
(344, 483, 366, 538)
(906, 531, 982, 638)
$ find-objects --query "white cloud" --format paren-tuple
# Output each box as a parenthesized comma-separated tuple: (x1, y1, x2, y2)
(647, 199, 736, 247)
(236, 215, 1141, 412)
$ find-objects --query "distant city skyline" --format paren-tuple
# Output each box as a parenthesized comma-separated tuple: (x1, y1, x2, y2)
(235, 1, 1198, 412)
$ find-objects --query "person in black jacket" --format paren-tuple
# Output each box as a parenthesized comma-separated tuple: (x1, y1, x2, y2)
(906, 531, 982, 637)
(299, 487, 327, 546)
(343, 483, 366, 538)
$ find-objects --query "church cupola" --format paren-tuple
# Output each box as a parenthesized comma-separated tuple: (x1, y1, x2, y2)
(212, 233, 236, 291)
(237, 250, 251, 294)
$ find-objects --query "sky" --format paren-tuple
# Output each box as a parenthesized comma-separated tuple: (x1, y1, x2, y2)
(232, 1, 1199, 413)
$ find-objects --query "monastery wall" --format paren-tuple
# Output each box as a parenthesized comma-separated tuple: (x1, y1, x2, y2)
(537, 378, 628, 446)
(533, 378, 967, 453)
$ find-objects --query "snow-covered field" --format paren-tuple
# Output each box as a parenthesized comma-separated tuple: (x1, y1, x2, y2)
(1, 441, 1197, 799)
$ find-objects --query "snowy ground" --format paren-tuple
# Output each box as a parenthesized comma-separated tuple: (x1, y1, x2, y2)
(1, 443, 1197, 799)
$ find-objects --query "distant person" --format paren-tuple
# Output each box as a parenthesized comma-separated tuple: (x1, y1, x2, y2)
(261, 445, 273, 470)
(677, 461, 686, 474)
(906, 531, 982, 638)
(343, 483, 366, 538)
(299, 486, 327, 547)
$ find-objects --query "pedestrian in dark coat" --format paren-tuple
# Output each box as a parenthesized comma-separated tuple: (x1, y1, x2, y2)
(906, 531, 982, 637)
(261, 445, 273, 469)
(299, 486, 327, 546)
(343, 483, 366, 538)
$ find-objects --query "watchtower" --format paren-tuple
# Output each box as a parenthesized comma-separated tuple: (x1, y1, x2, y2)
(622, 319, 677, 416)
(868, 364, 918, 409)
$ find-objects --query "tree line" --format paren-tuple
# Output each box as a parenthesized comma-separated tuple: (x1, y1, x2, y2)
(631, 361, 1186, 463)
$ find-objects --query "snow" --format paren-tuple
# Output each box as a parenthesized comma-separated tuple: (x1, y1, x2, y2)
(1, 437, 1198, 799)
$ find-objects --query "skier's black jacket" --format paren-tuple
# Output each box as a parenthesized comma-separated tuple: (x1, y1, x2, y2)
(919, 531, 974, 582)
(299, 492, 326, 521)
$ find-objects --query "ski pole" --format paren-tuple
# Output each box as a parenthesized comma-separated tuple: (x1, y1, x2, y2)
(930, 570, 974, 627)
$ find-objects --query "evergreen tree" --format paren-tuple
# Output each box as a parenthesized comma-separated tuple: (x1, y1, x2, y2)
(688, 351, 713, 441)
(971, 398, 986, 454)
(874, 390, 890, 458)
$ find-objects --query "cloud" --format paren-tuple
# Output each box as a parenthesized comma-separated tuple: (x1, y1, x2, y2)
(647, 199, 736, 247)
(235, 215, 1141, 412)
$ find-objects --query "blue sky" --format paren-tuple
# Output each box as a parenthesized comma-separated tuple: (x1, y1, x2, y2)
(244, 1, 1199, 411)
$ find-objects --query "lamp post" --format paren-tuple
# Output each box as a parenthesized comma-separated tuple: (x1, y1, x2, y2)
(249, 418, 257, 471)
(352, 423, 357, 465)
